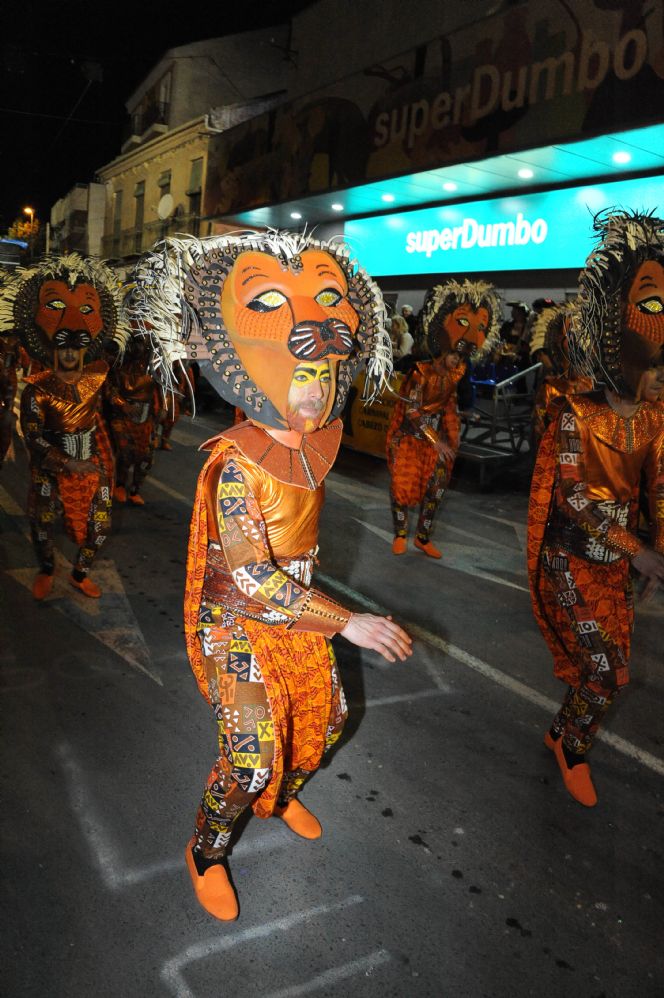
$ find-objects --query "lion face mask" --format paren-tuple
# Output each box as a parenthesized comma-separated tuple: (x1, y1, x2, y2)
(220, 248, 359, 427)
(0, 254, 127, 369)
(421, 279, 501, 362)
(571, 211, 664, 399)
(126, 231, 391, 431)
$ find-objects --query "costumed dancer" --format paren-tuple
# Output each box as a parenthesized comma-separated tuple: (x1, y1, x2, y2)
(531, 304, 594, 446)
(0, 331, 28, 470)
(386, 279, 500, 558)
(0, 254, 127, 599)
(158, 362, 195, 450)
(127, 230, 412, 921)
(107, 336, 162, 505)
(528, 210, 664, 807)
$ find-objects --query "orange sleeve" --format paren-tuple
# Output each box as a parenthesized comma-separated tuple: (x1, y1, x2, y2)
(215, 454, 350, 636)
(645, 427, 664, 554)
(553, 405, 643, 558)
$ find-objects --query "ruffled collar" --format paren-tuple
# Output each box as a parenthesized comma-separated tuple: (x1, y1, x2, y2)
(200, 418, 342, 489)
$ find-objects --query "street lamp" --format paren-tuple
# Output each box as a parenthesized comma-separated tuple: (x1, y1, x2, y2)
(23, 206, 35, 261)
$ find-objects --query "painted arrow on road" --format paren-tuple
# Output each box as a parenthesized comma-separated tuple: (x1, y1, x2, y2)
(0, 485, 161, 685)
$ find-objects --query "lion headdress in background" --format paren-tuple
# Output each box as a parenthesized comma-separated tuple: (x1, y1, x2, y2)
(419, 279, 501, 362)
(0, 253, 129, 368)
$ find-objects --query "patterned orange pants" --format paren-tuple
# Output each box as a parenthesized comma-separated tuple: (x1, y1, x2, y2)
(194, 622, 347, 858)
(537, 544, 633, 753)
(388, 435, 452, 541)
(28, 422, 113, 575)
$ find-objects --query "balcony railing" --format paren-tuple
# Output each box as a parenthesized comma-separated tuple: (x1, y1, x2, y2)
(100, 213, 202, 259)
(121, 101, 170, 148)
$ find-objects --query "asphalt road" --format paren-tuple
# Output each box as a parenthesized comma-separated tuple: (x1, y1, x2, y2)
(1, 410, 662, 998)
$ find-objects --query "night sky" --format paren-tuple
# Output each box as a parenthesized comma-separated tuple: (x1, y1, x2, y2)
(0, 0, 312, 233)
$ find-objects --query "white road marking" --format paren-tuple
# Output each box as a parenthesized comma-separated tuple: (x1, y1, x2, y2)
(0, 487, 160, 684)
(141, 484, 663, 776)
(56, 741, 292, 891)
(160, 895, 365, 998)
(317, 572, 664, 778)
(474, 510, 528, 549)
(359, 688, 448, 708)
(354, 518, 529, 593)
(263, 948, 391, 998)
(147, 475, 194, 505)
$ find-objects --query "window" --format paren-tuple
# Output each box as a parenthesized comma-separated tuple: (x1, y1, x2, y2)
(134, 180, 145, 252)
(112, 190, 123, 237)
(157, 170, 171, 196)
(187, 157, 203, 195)
(187, 158, 204, 236)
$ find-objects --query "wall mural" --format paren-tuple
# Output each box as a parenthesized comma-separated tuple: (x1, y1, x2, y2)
(204, 0, 664, 218)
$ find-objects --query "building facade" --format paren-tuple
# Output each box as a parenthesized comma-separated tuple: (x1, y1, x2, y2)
(96, 26, 289, 259)
(49, 183, 106, 257)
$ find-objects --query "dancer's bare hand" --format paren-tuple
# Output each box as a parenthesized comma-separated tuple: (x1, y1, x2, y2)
(340, 613, 413, 662)
(434, 439, 456, 463)
(66, 458, 97, 476)
(632, 547, 664, 601)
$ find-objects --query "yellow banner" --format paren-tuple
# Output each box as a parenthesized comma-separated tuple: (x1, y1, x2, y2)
(341, 371, 404, 459)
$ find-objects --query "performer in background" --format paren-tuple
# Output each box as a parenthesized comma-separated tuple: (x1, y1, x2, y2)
(0, 332, 27, 470)
(387, 279, 500, 558)
(127, 231, 412, 921)
(528, 210, 664, 807)
(158, 362, 195, 450)
(0, 255, 127, 599)
(107, 336, 162, 505)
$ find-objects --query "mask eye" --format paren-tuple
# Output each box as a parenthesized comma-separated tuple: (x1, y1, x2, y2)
(45, 299, 66, 311)
(315, 288, 342, 307)
(247, 290, 287, 312)
(636, 296, 663, 314)
(457, 316, 469, 328)
(80, 304, 94, 315)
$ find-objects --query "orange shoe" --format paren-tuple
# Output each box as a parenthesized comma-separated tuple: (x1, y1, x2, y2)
(32, 573, 54, 601)
(114, 486, 127, 503)
(69, 575, 102, 599)
(414, 538, 442, 559)
(160, 440, 172, 451)
(392, 536, 407, 555)
(553, 736, 597, 807)
(274, 799, 322, 839)
(128, 492, 145, 506)
(184, 838, 238, 921)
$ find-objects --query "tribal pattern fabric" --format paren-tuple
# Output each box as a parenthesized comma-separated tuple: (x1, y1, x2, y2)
(25, 417, 113, 574)
(194, 619, 347, 847)
(387, 360, 463, 540)
(20, 361, 113, 575)
(528, 393, 663, 753)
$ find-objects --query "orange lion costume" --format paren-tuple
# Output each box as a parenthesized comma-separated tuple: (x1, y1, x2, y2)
(528, 211, 664, 807)
(0, 254, 128, 599)
(387, 279, 500, 558)
(127, 230, 411, 920)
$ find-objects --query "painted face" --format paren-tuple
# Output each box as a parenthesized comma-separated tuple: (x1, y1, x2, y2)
(35, 281, 104, 348)
(286, 360, 332, 433)
(55, 345, 84, 371)
(444, 351, 462, 371)
(622, 260, 664, 396)
(442, 304, 489, 356)
(637, 365, 664, 403)
(221, 249, 359, 426)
